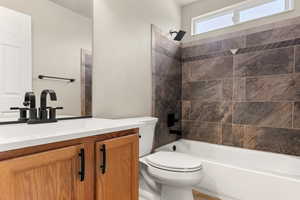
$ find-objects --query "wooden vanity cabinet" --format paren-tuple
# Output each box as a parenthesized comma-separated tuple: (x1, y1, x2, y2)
(95, 134, 139, 200)
(0, 129, 139, 200)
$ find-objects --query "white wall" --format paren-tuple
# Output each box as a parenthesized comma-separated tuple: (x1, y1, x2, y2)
(182, 0, 300, 42)
(0, 0, 92, 116)
(93, 0, 181, 118)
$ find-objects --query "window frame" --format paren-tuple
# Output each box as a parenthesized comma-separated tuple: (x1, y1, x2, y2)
(191, 0, 294, 36)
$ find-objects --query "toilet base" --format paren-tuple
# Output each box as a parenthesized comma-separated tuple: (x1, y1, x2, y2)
(161, 185, 193, 200)
(139, 189, 160, 200)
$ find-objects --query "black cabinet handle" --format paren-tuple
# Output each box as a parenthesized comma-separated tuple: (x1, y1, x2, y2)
(78, 149, 85, 181)
(100, 144, 106, 174)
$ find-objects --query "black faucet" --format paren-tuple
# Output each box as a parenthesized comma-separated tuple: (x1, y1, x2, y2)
(24, 92, 38, 121)
(39, 89, 57, 120)
(10, 92, 37, 122)
(11, 90, 63, 124)
(24, 92, 36, 108)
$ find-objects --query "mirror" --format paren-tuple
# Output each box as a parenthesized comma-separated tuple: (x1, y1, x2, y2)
(0, 0, 93, 123)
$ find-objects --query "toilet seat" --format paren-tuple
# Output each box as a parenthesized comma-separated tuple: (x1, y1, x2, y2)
(146, 160, 203, 187)
(145, 151, 202, 172)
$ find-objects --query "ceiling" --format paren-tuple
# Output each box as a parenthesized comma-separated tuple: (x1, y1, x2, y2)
(48, 0, 198, 18)
(174, 0, 199, 6)
(49, 0, 92, 18)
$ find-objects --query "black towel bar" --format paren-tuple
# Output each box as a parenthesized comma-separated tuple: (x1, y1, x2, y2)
(38, 75, 75, 82)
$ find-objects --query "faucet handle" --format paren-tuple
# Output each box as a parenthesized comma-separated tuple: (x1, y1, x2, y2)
(10, 107, 29, 111)
(48, 107, 64, 121)
(46, 106, 63, 109)
(10, 107, 20, 110)
(46, 107, 63, 110)
(10, 107, 29, 122)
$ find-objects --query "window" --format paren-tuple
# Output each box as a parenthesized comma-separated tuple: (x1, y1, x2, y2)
(192, 0, 294, 35)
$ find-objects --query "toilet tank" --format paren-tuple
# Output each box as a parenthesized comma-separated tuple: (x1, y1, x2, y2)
(138, 117, 158, 157)
(117, 117, 158, 157)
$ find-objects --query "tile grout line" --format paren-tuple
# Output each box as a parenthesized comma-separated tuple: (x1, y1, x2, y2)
(183, 38, 300, 63)
(184, 72, 300, 83)
(187, 101, 191, 121)
(181, 119, 300, 130)
(219, 122, 223, 145)
(232, 55, 235, 126)
(294, 46, 296, 73)
(292, 46, 296, 128)
(242, 125, 247, 148)
(292, 102, 295, 128)
(186, 100, 298, 103)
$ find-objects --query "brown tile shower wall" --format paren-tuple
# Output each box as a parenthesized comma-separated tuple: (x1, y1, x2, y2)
(181, 18, 300, 156)
(151, 25, 182, 148)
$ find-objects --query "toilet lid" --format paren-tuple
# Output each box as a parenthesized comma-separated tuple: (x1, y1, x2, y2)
(145, 151, 202, 172)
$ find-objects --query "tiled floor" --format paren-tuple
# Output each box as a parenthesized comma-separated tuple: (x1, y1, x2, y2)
(193, 190, 221, 200)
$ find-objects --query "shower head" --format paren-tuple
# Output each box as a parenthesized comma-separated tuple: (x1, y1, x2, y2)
(170, 30, 186, 41)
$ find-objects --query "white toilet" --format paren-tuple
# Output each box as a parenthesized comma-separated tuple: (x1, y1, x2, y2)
(123, 117, 203, 200)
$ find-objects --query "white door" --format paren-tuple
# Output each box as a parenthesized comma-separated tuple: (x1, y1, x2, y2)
(0, 6, 32, 115)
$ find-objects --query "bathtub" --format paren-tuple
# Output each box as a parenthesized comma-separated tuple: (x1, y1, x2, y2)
(156, 139, 300, 200)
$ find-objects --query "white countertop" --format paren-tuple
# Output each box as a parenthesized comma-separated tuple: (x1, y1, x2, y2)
(0, 118, 17, 122)
(0, 118, 142, 152)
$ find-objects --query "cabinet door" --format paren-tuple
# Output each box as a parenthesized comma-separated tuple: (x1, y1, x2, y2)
(96, 134, 139, 200)
(0, 145, 86, 200)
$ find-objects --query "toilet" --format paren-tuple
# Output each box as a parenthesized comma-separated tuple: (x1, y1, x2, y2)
(121, 117, 203, 200)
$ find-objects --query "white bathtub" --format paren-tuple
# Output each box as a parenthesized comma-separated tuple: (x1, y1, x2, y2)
(156, 139, 300, 200)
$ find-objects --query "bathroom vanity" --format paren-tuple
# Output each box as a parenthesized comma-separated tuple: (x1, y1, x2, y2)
(0, 118, 140, 200)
